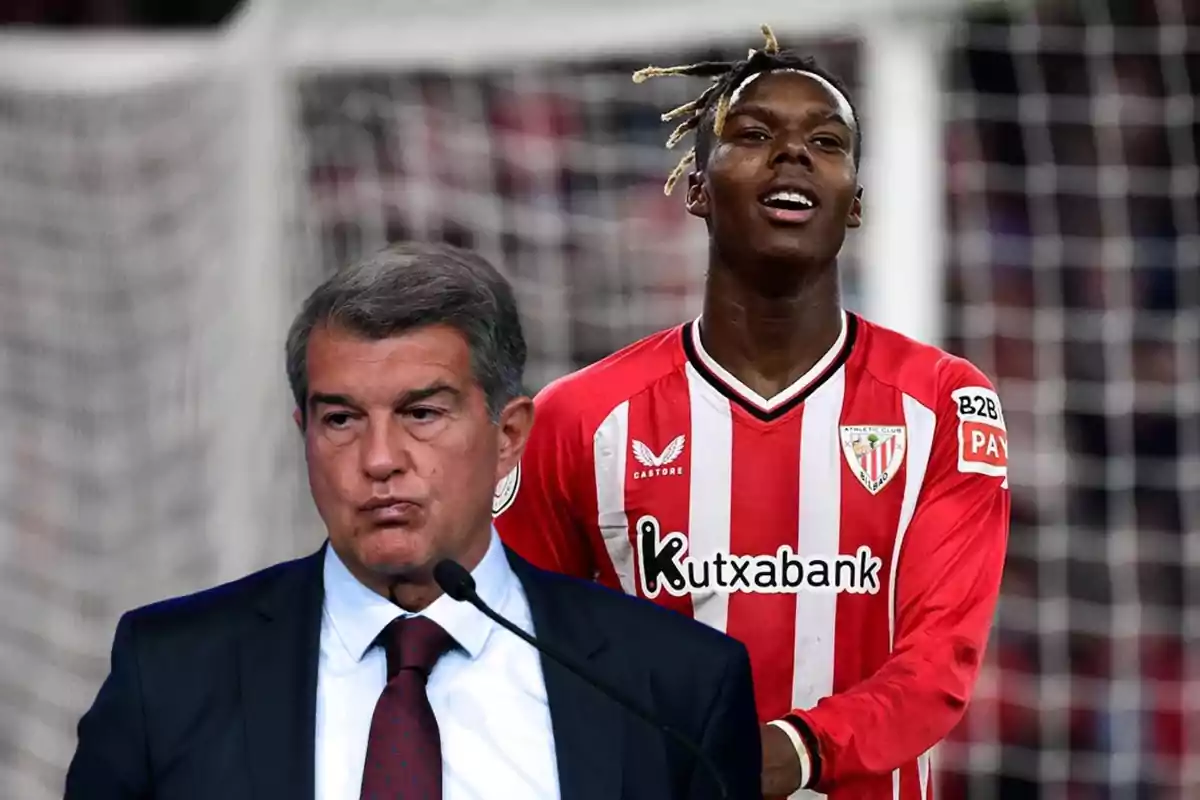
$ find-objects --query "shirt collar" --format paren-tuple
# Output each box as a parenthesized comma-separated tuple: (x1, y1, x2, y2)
(691, 308, 848, 410)
(323, 528, 514, 662)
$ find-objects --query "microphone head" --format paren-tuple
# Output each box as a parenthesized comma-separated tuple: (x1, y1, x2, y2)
(433, 559, 476, 602)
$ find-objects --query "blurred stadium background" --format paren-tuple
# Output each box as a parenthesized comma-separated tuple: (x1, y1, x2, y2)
(0, 0, 1195, 798)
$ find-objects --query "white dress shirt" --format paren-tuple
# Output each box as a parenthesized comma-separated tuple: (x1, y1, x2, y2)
(315, 529, 561, 799)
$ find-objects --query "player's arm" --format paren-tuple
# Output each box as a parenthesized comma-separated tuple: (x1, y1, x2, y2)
(494, 383, 611, 583)
(768, 360, 1011, 793)
(64, 613, 152, 799)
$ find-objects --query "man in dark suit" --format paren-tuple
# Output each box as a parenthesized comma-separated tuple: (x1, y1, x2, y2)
(65, 242, 762, 800)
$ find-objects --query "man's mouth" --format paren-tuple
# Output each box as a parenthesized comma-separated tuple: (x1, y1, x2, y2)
(361, 498, 420, 525)
(758, 187, 819, 224)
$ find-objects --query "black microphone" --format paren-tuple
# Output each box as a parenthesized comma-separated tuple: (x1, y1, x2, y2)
(433, 559, 731, 800)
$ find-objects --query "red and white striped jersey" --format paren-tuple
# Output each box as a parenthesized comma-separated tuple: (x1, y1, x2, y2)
(494, 312, 1011, 800)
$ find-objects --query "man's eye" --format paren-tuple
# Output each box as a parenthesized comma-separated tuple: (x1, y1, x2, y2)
(405, 407, 445, 423)
(739, 129, 769, 141)
(323, 413, 353, 428)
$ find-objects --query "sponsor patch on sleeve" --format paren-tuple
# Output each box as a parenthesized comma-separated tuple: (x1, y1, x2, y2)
(951, 386, 1008, 480)
(492, 463, 521, 516)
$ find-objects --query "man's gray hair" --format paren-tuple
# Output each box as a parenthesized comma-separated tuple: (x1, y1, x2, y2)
(286, 242, 527, 424)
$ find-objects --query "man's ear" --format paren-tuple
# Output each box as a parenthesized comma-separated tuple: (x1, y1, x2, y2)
(685, 169, 710, 219)
(293, 407, 305, 433)
(494, 396, 534, 483)
(847, 185, 864, 229)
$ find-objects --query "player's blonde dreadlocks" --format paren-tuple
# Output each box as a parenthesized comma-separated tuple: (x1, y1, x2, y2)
(632, 24, 860, 195)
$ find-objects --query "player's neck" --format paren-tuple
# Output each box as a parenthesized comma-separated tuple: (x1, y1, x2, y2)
(699, 258, 843, 400)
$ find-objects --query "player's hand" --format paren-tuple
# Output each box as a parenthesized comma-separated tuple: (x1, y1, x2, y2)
(760, 723, 803, 797)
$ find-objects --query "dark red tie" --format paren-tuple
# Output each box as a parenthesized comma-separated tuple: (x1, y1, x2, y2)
(359, 615, 457, 800)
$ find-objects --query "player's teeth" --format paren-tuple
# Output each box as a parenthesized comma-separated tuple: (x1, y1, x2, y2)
(766, 191, 813, 206)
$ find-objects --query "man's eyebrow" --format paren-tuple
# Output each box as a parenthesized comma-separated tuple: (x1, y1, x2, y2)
(307, 383, 460, 412)
(810, 107, 854, 129)
(308, 392, 359, 410)
(728, 103, 852, 130)
(397, 383, 461, 405)
(727, 103, 781, 124)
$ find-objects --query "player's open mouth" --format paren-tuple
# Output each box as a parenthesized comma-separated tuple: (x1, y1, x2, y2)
(758, 187, 819, 224)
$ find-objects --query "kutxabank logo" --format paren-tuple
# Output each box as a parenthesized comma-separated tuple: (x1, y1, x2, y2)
(634, 515, 882, 598)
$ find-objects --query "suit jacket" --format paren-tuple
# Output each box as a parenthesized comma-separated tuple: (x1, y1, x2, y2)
(65, 544, 762, 800)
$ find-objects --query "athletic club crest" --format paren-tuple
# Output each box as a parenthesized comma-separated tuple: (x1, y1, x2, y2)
(839, 425, 906, 495)
(492, 464, 520, 516)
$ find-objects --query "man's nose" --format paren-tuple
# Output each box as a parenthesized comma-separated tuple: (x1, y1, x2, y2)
(360, 417, 412, 481)
(771, 135, 813, 169)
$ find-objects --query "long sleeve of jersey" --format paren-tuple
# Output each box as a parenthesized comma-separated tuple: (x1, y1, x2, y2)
(781, 359, 1011, 792)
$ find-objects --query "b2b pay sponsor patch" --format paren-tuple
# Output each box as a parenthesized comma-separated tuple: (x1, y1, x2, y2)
(951, 386, 1008, 483)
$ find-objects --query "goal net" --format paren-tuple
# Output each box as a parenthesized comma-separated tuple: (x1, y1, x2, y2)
(0, 0, 1195, 798)
(0, 18, 309, 799)
(938, 1, 1198, 797)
